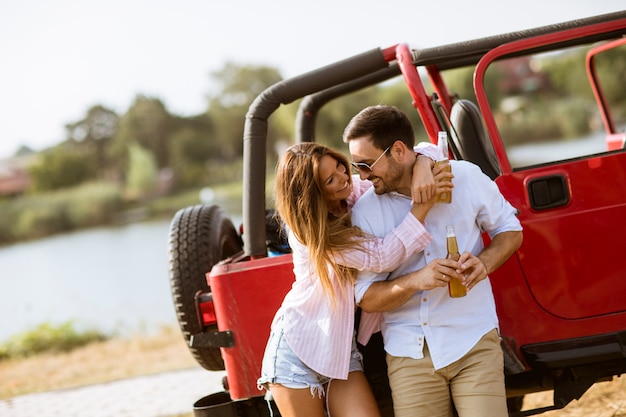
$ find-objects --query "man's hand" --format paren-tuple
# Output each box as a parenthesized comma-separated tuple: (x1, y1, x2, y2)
(456, 252, 488, 291)
(458, 231, 523, 291)
(359, 258, 461, 312)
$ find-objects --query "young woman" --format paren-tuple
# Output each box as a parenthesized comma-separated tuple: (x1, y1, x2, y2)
(257, 142, 451, 417)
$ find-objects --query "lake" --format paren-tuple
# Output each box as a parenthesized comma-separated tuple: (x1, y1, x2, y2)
(0, 219, 200, 343)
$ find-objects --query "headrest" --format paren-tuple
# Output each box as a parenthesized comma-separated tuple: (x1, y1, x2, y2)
(450, 99, 500, 179)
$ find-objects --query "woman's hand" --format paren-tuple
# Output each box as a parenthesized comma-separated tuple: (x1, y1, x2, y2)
(411, 155, 436, 203)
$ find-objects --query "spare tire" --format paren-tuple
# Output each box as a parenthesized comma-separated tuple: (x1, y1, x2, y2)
(168, 204, 243, 371)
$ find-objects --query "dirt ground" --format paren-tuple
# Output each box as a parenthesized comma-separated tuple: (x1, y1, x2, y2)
(522, 376, 626, 416)
(0, 326, 198, 399)
(1, 326, 624, 415)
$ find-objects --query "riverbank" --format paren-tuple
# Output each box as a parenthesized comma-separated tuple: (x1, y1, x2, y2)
(1, 325, 624, 415)
(0, 326, 197, 400)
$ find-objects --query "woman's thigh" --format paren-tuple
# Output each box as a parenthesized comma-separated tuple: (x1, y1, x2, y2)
(327, 371, 381, 417)
(269, 383, 326, 417)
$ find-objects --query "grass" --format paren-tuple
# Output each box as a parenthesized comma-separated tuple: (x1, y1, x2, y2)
(0, 321, 108, 360)
(0, 325, 197, 400)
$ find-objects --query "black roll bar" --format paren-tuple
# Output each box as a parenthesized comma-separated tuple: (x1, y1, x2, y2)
(295, 64, 401, 143)
(243, 48, 391, 257)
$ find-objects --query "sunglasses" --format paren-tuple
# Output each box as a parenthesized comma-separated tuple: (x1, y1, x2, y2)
(350, 146, 391, 173)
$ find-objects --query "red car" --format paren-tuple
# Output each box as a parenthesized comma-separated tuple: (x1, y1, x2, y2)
(168, 11, 626, 417)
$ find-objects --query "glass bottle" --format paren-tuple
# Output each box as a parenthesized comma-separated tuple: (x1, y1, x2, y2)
(434, 131, 452, 203)
(446, 225, 466, 298)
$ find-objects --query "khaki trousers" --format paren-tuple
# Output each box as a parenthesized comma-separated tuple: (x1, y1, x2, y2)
(386, 329, 508, 417)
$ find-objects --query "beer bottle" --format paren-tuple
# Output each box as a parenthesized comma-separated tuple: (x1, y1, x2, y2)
(446, 225, 466, 298)
(434, 131, 452, 203)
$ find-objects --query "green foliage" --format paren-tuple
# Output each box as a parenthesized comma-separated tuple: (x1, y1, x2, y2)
(206, 62, 286, 161)
(208, 62, 283, 108)
(0, 321, 109, 360)
(65, 105, 118, 174)
(28, 147, 97, 192)
(66, 105, 118, 142)
(541, 49, 592, 100)
(0, 182, 123, 245)
(125, 142, 158, 199)
(205, 158, 244, 186)
(113, 96, 172, 169)
(169, 126, 215, 189)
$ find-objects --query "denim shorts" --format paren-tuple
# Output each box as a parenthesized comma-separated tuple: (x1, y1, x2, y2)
(257, 320, 364, 397)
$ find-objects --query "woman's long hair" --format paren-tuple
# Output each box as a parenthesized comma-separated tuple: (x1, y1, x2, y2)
(275, 143, 364, 303)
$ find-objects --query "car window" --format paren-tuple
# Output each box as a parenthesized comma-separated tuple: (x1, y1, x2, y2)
(482, 43, 626, 169)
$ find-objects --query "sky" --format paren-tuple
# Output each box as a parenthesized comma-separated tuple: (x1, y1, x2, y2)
(1, 0, 624, 159)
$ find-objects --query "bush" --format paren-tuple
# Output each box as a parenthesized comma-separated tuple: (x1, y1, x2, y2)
(0, 321, 109, 360)
(0, 182, 124, 245)
(497, 98, 591, 145)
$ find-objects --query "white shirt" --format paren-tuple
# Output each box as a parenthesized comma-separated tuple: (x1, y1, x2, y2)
(351, 160, 522, 370)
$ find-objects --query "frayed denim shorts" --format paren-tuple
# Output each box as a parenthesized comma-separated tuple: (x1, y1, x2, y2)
(257, 318, 364, 398)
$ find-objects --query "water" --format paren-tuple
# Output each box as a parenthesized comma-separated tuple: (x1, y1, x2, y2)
(0, 220, 180, 343)
(507, 131, 608, 168)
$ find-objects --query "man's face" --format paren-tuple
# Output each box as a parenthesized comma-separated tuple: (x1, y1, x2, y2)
(348, 137, 402, 195)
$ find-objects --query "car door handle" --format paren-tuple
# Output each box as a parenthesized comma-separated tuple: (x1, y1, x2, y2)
(527, 174, 569, 210)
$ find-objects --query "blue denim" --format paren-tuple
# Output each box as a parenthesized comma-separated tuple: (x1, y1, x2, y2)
(257, 316, 364, 398)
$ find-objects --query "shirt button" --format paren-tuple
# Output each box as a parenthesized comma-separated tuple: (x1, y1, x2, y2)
(423, 298, 427, 302)
(423, 322, 428, 326)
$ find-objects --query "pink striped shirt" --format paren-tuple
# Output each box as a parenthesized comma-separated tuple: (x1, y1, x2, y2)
(271, 174, 433, 379)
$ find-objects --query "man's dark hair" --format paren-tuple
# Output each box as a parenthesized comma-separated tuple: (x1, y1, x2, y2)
(342, 104, 415, 150)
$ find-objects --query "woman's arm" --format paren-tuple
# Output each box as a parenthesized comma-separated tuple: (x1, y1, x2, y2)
(336, 213, 432, 272)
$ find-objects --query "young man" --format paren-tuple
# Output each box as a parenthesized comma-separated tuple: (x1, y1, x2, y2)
(343, 104, 523, 417)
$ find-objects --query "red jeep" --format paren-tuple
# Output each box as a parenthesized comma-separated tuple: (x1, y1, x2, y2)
(168, 11, 626, 417)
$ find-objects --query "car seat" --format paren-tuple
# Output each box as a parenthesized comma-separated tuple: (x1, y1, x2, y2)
(449, 99, 501, 180)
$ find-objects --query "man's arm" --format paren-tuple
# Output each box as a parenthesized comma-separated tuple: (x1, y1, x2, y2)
(358, 258, 461, 312)
(458, 230, 523, 291)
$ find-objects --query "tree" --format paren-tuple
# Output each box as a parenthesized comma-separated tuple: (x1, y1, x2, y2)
(206, 62, 285, 159)
(125, 142, 158, 199)
(208, 62, 283, 108)
(168, 116, 215, 189)
(64, 105, 118, 176)
(27, 146, 96, 192)
(66, 105, 118, 143)
(112, 96, 172, 170)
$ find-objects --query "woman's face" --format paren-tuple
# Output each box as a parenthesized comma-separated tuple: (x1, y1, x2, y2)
(319, 154, 352, 203)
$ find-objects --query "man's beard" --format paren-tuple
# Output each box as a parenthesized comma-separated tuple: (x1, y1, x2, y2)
(371, 161, 403, 195)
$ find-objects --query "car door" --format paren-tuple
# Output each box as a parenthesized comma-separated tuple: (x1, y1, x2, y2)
(475, 32, 626, 321)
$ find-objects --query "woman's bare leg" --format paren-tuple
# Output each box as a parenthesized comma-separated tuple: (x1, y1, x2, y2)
(269, 383, 326, 417)
(327, 371, 381, 417)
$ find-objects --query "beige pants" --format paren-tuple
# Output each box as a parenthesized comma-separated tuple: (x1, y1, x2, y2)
(386, 329, 508, 417)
